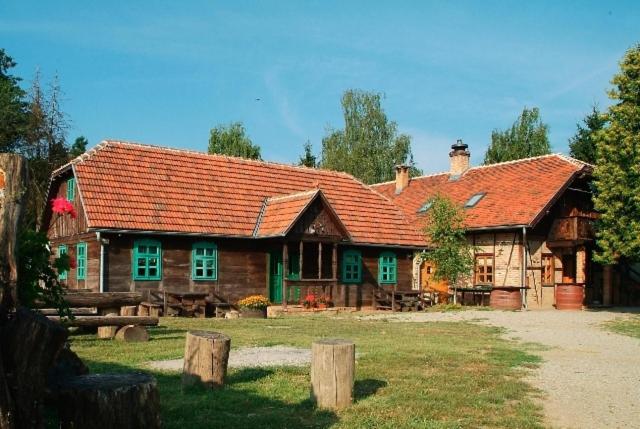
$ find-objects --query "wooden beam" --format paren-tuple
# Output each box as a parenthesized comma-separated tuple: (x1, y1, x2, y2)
(34, 292, 143, 309)
(299, 241, 304, 280)
(47, 316, 159, 327)
(283, 243, 288, 309)
(318, 242, 323, 279)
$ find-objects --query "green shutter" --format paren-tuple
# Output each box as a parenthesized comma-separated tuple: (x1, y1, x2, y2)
(133, 239, 162, 280)
(58, 245, 68, 280)
(342, 249, 362, 283)
(191, 242, 217, 280)
(378, 251, 397, 284)
(66, 178, 75, 201)
(287, 252, 300, 280)
(76, 242, 87, 280)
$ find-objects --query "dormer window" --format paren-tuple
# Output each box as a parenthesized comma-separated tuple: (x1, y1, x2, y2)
(465, 193, 485, 208)
(417, 200, 434, 213)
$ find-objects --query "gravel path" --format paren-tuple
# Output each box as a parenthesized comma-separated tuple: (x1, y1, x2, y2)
(365, 309, 640, 429)
(148, 346, 311, 371)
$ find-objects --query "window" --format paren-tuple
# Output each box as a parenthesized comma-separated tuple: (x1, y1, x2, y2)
(542, 254, 554, 285)
(465, 192, 485, 208)
(378, 252, 397, 284)
(133, 239, 162, 280)
(342, 250, 362, 283)
(192, 242, 217, 280)
(417, 200, 433, 213)
(76, 242, 87, 280)
(57, 245, 68, 280)
(66, 177, 75, 201)
(475, 254, 494, 285)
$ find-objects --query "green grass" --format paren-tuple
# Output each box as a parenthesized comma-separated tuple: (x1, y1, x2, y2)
(604, 315, 640, 339)
(66, 313, 543, 429)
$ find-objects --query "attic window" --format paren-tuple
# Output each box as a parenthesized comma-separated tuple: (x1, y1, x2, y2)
(417, 200, 433, 213)
(464, 193, 485, 208)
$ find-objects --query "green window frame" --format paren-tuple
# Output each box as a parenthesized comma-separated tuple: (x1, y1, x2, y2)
(342, 249, 362, 283)
(66, 177, 75, 201)
(133, 239, 162, 280)
(58, 245, 68, 280)
(378, 251, 397, 284)
(76, 242, 87, 280)
(192, 242, 217, 280)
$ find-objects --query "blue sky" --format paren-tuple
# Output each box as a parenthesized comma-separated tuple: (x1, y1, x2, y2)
(1, 1, 638, 173)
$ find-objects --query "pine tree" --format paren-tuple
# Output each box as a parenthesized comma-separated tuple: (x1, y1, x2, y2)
(298, 140, 317, 168)
(569, 107, 607, 164)
(70, 136, 88, 158)
(593, 44, 640, 264)
(0, 49, 29, 152)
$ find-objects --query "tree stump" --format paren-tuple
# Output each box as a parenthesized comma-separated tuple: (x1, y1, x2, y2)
(120, 305, 137, 316)
(182, 331, 230, 389)
(115, 325, 149, 342)
(56, 373, 161, 429)
(311, 339, 355, 410)
(97, 308, 119, 339)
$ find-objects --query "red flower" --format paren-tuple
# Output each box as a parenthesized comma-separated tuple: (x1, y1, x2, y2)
(51, 197, 77, 218)
(304, 294, 316, 303)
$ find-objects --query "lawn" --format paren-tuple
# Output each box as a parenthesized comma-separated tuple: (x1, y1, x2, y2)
(66, 313, 543, 429)
(604, 315, 640, 339)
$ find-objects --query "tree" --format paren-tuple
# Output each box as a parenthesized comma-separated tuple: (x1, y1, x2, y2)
(592, 44, 640, 264)
(483, 107, 551, 164)
(298, 140, 317, 168)
(208, 122, 261, 160)
(70, 136, 88, 158)
(421, 195, 474, 304)
(569, 107, 607, 164)
(320, 89, 421, 184)
(0, 49, 29, 152)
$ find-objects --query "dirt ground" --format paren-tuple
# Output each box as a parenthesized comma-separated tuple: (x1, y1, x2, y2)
(368, 308, 640, 429)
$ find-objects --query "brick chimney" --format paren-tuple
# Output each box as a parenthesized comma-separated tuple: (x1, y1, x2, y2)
(449, 139, 470, 176)
(395, 165, 410, 194)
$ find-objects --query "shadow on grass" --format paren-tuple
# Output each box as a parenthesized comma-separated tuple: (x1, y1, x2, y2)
(354, 378, 387, 401)
(68, 360, 339, 429)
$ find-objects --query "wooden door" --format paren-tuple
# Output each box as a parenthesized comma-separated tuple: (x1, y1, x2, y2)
(421, 260, 448, 294)
(269, 251, 283, 304)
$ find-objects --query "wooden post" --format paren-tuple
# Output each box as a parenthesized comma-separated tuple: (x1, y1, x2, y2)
(603, 264, 612, 306)
(0, 154, 27, 311)
(299, 241, 304, 280)
(120, 305, 137, 316)
(318, 242, 323, 279)
(283, 243, 288, 308)
(311, 339, 355, 410)
(182, 331, 230, 389)
(97, 307, 119, 339)
(332, 243, 338, 280)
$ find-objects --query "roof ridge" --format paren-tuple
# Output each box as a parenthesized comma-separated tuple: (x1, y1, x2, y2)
(371, 171, 449, 187)
(102, 139, 356, 178)
(266, 189, 319, 203)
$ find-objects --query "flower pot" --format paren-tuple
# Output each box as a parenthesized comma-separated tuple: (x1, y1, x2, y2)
(240, 308, 267, 319)
(317, 303, 327, 310)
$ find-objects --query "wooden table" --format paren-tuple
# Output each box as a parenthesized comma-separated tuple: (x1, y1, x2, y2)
(163, 290, 208, 318)
(456, 287, 492, 306)
(392, 291, 423, 311)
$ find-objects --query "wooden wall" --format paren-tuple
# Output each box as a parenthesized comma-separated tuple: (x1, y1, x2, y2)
(46, 172, 89, 239)
(49, 233, 100, 291)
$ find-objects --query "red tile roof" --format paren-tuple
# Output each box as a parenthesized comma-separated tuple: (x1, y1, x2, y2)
(256, 190, 319, 237)
(63, 140, 424, 247)
(371, 154, 591, 231)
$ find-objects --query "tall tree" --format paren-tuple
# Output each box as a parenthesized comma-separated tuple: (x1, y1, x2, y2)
(0, 49, 29, 152)
(70, 136, 88, 158)
(422, 195, 474, 304)
(569, 106, 607, 164)
(320, 89, 421, 184)
(593, 44, 640, 264)
(298, 140, 317, 168)
(483, 107, 551, 164)
(208, 122, 261, 160)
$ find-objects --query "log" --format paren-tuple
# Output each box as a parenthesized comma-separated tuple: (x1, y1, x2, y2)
(38, 307, 97, 316)
(2, 307, 68, 428)
(311, 338, 355, 410)
(115, 325, 149, 342)
(48, 315, 159, 328)
(33, 292, 143, 309)
(56, 373, 161, 429)
(120, 305, 137, 316)
(97, 308, 119, 339)
(182, 331, 230, 389)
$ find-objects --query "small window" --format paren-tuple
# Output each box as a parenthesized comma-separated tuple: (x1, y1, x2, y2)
(192, 242, 217, 280)
(342, 249, 362, 283)
(66, 178, 75, 201)
(465, 193, 485, 208)
(542, 254, 554, 285)
(417, 200, 433, 213)
(58, 245, 68, 280)
(475, 254, 494, 285)
(133, 239, 162, 281)
(76, 242, 87, 280)
(378, 251, 397, 284)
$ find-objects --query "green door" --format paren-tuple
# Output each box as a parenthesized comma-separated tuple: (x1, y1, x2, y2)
(269, 251, 283, 303)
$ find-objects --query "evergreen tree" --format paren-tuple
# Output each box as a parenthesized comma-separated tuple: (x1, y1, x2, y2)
(593, 44, 640, 264)
(484, 107, 551, 164)
(320, 89, 421, 184)
(0, 49, 29, 152)
(208, 122, 261, 160)
(298, 140, 317, 168)
(569, 107, 607, 164)
(70, 136, 88, 158)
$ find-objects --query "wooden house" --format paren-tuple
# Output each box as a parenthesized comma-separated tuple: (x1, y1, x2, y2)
(371, 141, 619, 308)
(43, 140, 425, 310)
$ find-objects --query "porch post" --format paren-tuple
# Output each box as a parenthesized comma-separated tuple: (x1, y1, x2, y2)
(318, 242, 323, 279)
(332, 243, 338, 280)
(576, 246, 586, 284)
(299, 241, 304, 280)
(283, 243, 288, 309)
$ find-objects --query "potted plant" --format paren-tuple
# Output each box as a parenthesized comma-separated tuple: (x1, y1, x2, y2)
(317, 294, 332, 310)
(237, 295, 270, 318)
(303, 293, 316, 309)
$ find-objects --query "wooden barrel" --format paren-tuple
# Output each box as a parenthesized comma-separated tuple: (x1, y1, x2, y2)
(490, 287, 522, 310)
(556, 284, 584, 310)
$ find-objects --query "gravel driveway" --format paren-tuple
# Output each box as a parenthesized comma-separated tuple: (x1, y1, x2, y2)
(367, 309, 640, 429)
